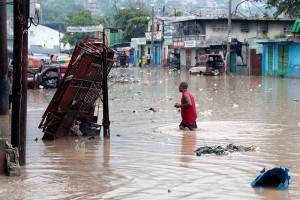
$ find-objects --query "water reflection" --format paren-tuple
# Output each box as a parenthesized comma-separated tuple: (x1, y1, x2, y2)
(180, 132, 196, 168)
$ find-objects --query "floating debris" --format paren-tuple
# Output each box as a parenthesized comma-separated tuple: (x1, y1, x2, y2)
(293, 99, 299, 102)
(34, 138, 38, 142)
(233, 103, 239, 108)
(251, 167, 290, 190)
(149, 108, 157, 112)
(199, 110, 213, 116)
(116, 134, 121, 137)
(109, 73, 138, 83)
(195, 144, 257, 156)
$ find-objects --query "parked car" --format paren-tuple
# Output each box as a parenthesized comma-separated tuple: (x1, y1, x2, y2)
(189, 54, 225, 76)
(27, 64, 63, 89)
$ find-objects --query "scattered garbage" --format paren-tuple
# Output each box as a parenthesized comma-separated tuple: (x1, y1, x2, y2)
(258, 85, 261, 88)
(109, 73, 138, 83)
(251, 167, 290, 190)
(199, 110, 213, 116)
(70, 121, 83, 137)
(233, 103, 239, 108)
(267, 88, 272, 92)
(149, 108, 157, 112)
(136, 91, 144, 94)
(293, 99, 299, 102)
(34, 138, 38, 142)
(5, 141, 21, 176)
(195, 144, 257, 156)
(168, 189, 172, 193)
(116, 134, 121, 137)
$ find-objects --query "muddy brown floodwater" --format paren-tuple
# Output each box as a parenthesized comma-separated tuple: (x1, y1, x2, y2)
(1, 67, 300, 199)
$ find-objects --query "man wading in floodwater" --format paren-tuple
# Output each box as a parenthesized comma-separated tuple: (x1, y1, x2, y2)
(174, 82, 197, 131)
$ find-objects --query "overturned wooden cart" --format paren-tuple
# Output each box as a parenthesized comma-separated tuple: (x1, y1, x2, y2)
(39, 36, 115, 139)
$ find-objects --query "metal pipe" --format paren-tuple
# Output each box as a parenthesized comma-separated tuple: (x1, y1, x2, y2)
(102, 32, 110, 138)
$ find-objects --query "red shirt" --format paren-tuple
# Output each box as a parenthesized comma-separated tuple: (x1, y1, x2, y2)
(181, 90, 197, 125)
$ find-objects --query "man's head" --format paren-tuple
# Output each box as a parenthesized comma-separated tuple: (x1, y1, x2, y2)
(179, 82, 188, 92)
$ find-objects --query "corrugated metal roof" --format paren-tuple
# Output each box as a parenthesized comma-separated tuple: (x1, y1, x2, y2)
(170, 16, 294, 23)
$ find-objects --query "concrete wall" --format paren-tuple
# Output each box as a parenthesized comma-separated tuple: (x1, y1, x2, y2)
(262, 42, 300, 78)
(205, 20, 294, 43)
(262, 45, 267, 75)
(180, 48, 186, 67)
(288, 43, 300, 77)
(191, 49, 196, 67)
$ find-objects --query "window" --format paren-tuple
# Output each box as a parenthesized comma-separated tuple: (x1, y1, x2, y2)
(283, 24, 293, 34)
(261, 22, 268, 34)
(213, 21, 228, 32)
(241, 22, 249, 33)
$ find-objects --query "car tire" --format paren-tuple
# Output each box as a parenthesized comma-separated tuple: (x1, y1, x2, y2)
(199, 71, 202, 75)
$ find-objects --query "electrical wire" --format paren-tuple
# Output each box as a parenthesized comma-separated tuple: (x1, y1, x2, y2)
(31, 13, 39, 26)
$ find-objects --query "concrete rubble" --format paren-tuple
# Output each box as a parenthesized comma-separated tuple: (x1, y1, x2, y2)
(5, 141, 21, 176)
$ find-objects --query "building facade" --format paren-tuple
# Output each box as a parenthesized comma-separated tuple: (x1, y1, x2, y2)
(170, 17, 294, 68)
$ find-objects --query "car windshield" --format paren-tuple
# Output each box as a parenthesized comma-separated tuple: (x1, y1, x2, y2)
(208, 56, 222, 62)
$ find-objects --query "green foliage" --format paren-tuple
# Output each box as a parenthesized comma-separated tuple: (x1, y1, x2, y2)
(255, 0, 300, 18)
(123, 16, 148, 42)
(61, 10, 99, 45)
(175, 12, 184, 17)
(41, 0, 85, 24)
(165, 11, 184, 17)
(113, 8, 149, 28)
(274, 33, 286, 39)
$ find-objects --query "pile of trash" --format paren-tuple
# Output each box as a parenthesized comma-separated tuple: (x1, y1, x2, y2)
(109, 73, 139, 83)
(195, 143, 257, 156)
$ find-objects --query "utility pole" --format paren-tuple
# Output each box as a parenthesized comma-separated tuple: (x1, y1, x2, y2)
(0, 0, 9, 115)
(226, 0, 232, 75)
(151, 5, 154, 69)
(59, 24, 61, 53)
(102, 31, 110, 139)
(12, 0, 29, 166)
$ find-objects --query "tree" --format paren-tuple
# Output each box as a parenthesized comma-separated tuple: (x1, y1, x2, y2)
(113, 8, 149, 28)
(255, 0, 300, 18)
(123, 16, 148, 42)
(41, 0, 85, 24)
(61, 10, 99, 45)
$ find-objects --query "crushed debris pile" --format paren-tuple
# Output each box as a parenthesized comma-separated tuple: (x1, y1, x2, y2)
(195, 144, 256, 156)
(39, 36, 115, 140)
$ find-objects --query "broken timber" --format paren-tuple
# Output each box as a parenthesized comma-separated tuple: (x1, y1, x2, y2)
(39, 37, 115, 140)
